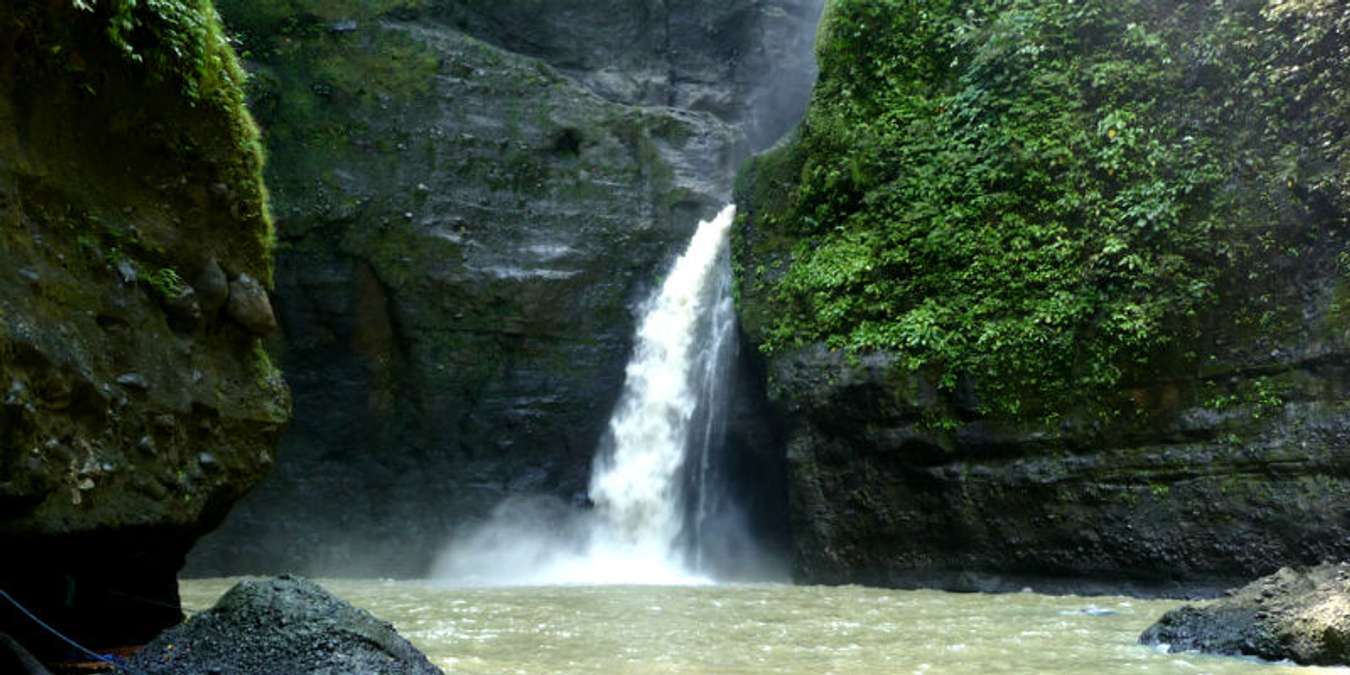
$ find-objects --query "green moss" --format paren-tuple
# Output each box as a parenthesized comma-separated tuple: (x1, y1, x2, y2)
(309, 29, 439, 101)
(736, 0, 1350, 420)
(216, 0, 423, 37)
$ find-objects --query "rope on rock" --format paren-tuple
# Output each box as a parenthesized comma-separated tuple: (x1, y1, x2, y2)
(0, 588, 146, 675)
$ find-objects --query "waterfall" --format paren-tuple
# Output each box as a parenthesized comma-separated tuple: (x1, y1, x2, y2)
(589, 204, 738, 572)
(432, 206, 738, 585)
(688, 253, 737, 570)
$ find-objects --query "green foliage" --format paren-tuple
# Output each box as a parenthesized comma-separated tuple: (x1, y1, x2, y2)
(72, 0, 232, 100)
(144, 267, 187, 299)
(1203, 376, 1289, 421)
(253, 342, 282, 387)
(51, 0, 278, 279)
(738, 0, 1350, 418)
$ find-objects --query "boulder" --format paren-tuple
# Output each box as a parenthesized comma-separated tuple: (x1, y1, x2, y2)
(1140, 563, 1350, 666)
(226, 274, 279, 336)
(127, 576, 441, 675)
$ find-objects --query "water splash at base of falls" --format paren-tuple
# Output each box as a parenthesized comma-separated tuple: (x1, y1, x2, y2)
(431, 205, 738, 586)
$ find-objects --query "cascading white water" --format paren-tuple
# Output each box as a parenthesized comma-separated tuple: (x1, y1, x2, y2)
(688, 257, 737, 570)
(588, 203, 738, 573)
(432, 205, 738, 585)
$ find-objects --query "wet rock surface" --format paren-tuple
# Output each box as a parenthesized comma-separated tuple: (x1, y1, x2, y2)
(742, 343, 1350, 594)
(1140, 564, 1350, 666)
(127, 576, 440, 675)
(190, 0, 821, 577)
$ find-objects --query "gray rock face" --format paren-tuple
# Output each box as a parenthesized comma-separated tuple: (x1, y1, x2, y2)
(189, 0, 822, 576)
(127, 576, 441, 675)
(1141, 564, 1350, 666)
(437, 0, 825, 150)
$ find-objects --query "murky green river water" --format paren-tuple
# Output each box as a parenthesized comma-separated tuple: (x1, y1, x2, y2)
(180, 579, 1344, 674)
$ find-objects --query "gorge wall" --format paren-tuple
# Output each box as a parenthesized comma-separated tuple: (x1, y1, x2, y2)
(734, 0, 1350, 594)
(0, 1, 288, 652)
(189, 0, 823, 577)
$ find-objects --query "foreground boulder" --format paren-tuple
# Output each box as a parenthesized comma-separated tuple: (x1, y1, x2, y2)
(1140, 563, 1350, 666)
(127, 576, 440, 675)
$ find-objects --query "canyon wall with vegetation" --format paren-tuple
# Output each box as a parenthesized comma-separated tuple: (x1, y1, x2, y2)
(734, 0, 1350, 593)
(0, 0, 288, 652)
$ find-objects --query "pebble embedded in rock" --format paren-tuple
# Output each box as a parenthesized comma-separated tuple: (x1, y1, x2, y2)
(226, 273, 279, 336)
(116, 373, 149, 390)
(198, 452, 220, 472)
(116, 259, 138, 284)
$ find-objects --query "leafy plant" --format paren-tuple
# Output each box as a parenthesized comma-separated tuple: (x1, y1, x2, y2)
(144, 267, 187, 299)
(71, 0, 240, 101)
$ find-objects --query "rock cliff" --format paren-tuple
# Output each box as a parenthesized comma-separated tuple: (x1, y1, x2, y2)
(0, 0, 288, 653)
(190, 0, 822, 576)
(733, 0, 1350, 593)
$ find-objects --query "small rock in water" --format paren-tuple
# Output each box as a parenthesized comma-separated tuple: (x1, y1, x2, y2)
(1140, 563, 1350, 666)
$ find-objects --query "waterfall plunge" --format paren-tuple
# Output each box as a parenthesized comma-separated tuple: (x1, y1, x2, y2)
(432, 205, 738, 585)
